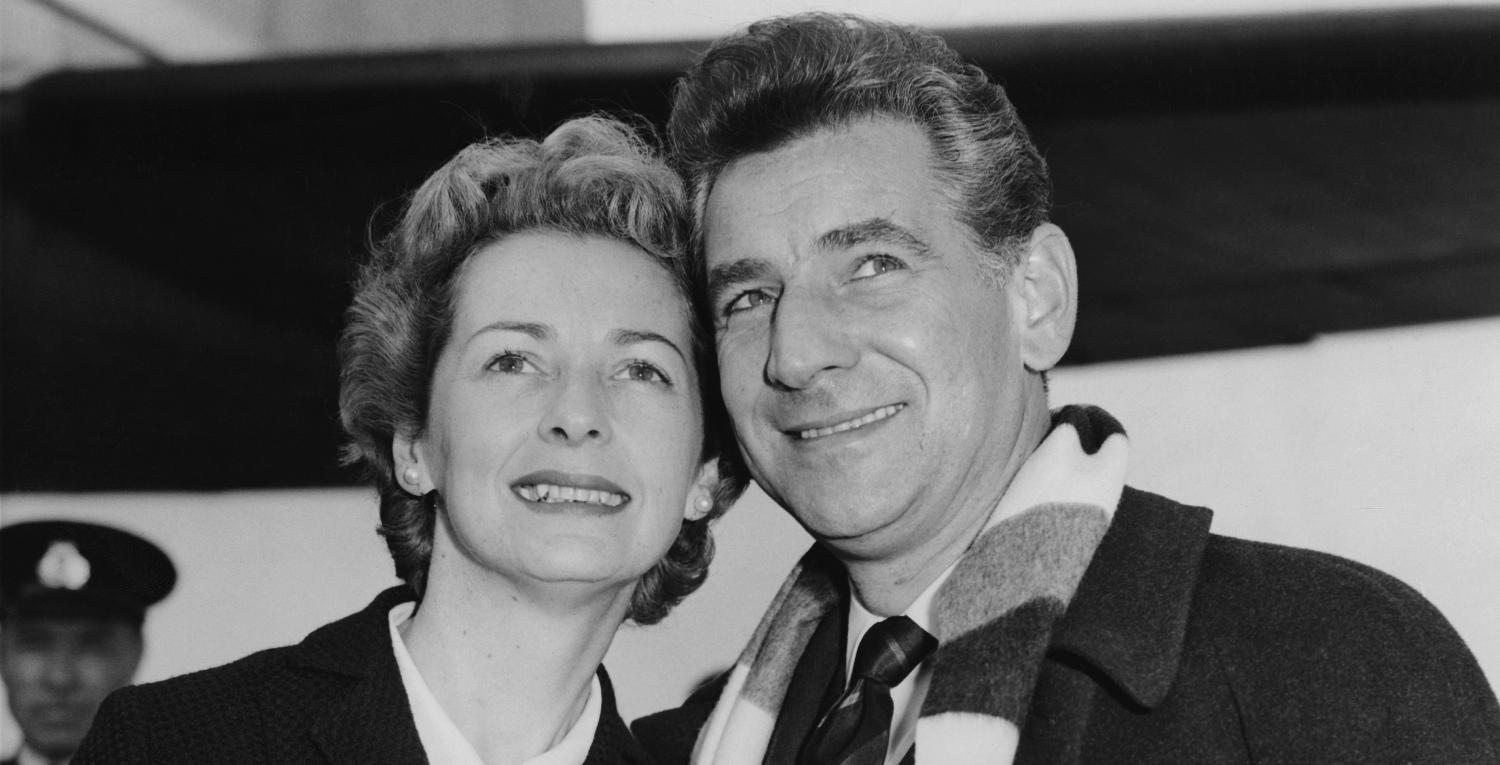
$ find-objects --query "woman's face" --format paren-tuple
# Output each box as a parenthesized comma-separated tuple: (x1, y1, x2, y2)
(402, 232, 713, 601)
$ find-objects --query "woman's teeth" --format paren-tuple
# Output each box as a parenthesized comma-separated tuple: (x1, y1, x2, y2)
(798, 404, 905, 440)
(515, 484, 628, 507)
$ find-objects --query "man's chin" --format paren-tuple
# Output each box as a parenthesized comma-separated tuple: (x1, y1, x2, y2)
(28, 735, 86, 761)
(20, 717, 92, 757)
(799, 504, 910, 553)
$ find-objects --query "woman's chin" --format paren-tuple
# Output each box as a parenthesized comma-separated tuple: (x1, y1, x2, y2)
(511, 544, 656, 593)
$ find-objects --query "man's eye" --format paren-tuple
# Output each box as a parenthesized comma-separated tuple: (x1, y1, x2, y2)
(724, 289, 776, 316)
(484, 352, 532, 374)
(851, 254, 906, 279)
(617, 361, 672, 385)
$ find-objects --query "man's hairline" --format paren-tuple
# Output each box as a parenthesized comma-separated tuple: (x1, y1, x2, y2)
(690, 119, 1021, 298)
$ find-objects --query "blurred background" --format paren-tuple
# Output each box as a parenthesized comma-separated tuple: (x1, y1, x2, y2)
(2, 0, 1498, 752)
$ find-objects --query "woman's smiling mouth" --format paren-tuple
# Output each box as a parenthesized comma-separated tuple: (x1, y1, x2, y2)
(510, 471, 632, 507)
(513, 483, 629, 507)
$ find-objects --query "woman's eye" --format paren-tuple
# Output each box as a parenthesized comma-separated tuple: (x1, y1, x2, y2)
(618, 361, 671, 385)
(485, 352, 532, 374)
(851, 254, 906, 279)
(724, 289, 775, 316)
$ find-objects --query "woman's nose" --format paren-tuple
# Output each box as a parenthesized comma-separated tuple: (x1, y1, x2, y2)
(539, 377, 611, 445)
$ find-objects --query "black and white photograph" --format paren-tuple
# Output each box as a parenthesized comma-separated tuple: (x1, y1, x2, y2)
(2, 0, 1498, 762)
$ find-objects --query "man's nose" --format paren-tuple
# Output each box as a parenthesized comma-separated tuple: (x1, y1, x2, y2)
(41, 649, 81, 690)
(765, 287, 857, 390)
(538, 376, 612, 445)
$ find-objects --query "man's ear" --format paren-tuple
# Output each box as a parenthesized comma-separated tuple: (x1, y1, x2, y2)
(391, 429, 429, 496)
(684, 459, 722, 521)
(1016, 223, 1078, 372)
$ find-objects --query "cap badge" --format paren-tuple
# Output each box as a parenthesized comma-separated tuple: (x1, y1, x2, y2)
(37, 540, 92, 590)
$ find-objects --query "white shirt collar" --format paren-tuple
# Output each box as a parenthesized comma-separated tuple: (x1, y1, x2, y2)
(845, 558, 958, 765)
(387, 602, 600, 765)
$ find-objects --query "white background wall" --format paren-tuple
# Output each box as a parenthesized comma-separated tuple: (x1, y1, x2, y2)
(4, 317, 1498, 752)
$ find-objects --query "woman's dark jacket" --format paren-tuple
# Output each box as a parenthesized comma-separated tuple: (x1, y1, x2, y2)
(73, 587, 652, 764)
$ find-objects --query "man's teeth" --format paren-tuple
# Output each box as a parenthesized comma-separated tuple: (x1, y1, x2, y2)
(798, 404, 905, 440)
(515, 484, 628, 507)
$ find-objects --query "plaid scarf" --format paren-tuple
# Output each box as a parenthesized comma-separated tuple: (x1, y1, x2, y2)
(692, 406, 1129, 765)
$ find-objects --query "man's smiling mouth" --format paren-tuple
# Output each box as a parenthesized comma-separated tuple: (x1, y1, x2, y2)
(514, 483, 629, 507)
(794, 404, 905, 440)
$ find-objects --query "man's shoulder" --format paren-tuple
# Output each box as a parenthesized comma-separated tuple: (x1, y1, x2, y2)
(1116, 486, 1460, 644)
(1180, 522, 1500, 759)
(1086, 488, 1500, 759)
(1194, 530, 1456, 644)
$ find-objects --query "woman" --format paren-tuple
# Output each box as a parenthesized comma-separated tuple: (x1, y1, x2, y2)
(75, 115, 745, 764)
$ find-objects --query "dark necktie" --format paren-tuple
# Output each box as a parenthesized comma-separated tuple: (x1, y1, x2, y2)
(799, 615, 939, 765)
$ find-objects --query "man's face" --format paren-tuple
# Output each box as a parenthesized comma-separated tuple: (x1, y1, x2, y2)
(704, 117, 1045, 564)
(1, 616, 143, 759)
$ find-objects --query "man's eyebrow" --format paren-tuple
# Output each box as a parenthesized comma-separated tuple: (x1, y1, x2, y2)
(707, 258, 773, 308)
(610, 328, 688, 365)
(818, 217, 932, 257)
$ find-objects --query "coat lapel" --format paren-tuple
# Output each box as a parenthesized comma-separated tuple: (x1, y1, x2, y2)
(262, 587, 427, 764)
(304, 663, 426, 764)
(1015, 487, 1212, 763)
(585, 667, 656, 765)
(1012, 657, 1100, 765)
(763, 600, 848, 765)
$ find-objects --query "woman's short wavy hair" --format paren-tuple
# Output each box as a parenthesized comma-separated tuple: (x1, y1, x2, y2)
(669, 12, 1052, 286)
(338, 115, 747, 625)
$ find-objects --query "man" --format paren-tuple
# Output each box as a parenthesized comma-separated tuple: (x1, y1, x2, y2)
(634, 13, 1500, 765)
(1, 521, 175, 765)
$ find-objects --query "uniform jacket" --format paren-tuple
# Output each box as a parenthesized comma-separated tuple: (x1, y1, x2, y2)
(634, 487, 1500, 764)
(74, 587, 653, 764)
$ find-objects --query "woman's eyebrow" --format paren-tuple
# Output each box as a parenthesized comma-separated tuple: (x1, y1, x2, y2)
(611, 328, 688, 365)
(466, 321, 552, 347)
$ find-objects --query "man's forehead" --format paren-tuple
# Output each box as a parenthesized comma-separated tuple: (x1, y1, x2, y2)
(703, 119, 943, 260)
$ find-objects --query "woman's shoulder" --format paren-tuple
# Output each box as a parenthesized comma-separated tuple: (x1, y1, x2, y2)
(73, 644, 305, 764)
(74, 587, 414, 764)
(125, 585, 410, 707)
(131, 640, 304, 706)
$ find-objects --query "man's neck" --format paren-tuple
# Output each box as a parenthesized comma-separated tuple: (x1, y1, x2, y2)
(840, 400, 1053, 616)
(843, 520, 984, 617)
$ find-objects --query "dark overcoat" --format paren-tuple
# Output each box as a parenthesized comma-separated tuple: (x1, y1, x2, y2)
(74, 587, 652, 764)
(634, 487, 1500, 764)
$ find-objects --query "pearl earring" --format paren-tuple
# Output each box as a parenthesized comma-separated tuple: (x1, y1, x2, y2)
(402, 467, 420, 487)
(694, 496, 713, 513)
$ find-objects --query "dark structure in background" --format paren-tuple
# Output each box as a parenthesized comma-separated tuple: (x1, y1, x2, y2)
(2, 8, 1497, 492)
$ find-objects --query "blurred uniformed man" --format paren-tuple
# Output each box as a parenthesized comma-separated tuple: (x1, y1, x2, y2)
(1, 521, 175, 765)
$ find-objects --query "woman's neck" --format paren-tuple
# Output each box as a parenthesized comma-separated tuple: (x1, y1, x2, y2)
(400, 559, 632, 765)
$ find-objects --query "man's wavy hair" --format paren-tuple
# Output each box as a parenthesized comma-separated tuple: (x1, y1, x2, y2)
(338, 115, 747, 625)
(669, 12, 1052, 285)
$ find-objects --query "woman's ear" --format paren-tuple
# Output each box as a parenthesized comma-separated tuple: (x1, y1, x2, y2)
(684, 459, 722, 521)
(1016, 223, 1078, 373)
(391, 429, 429, 497)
